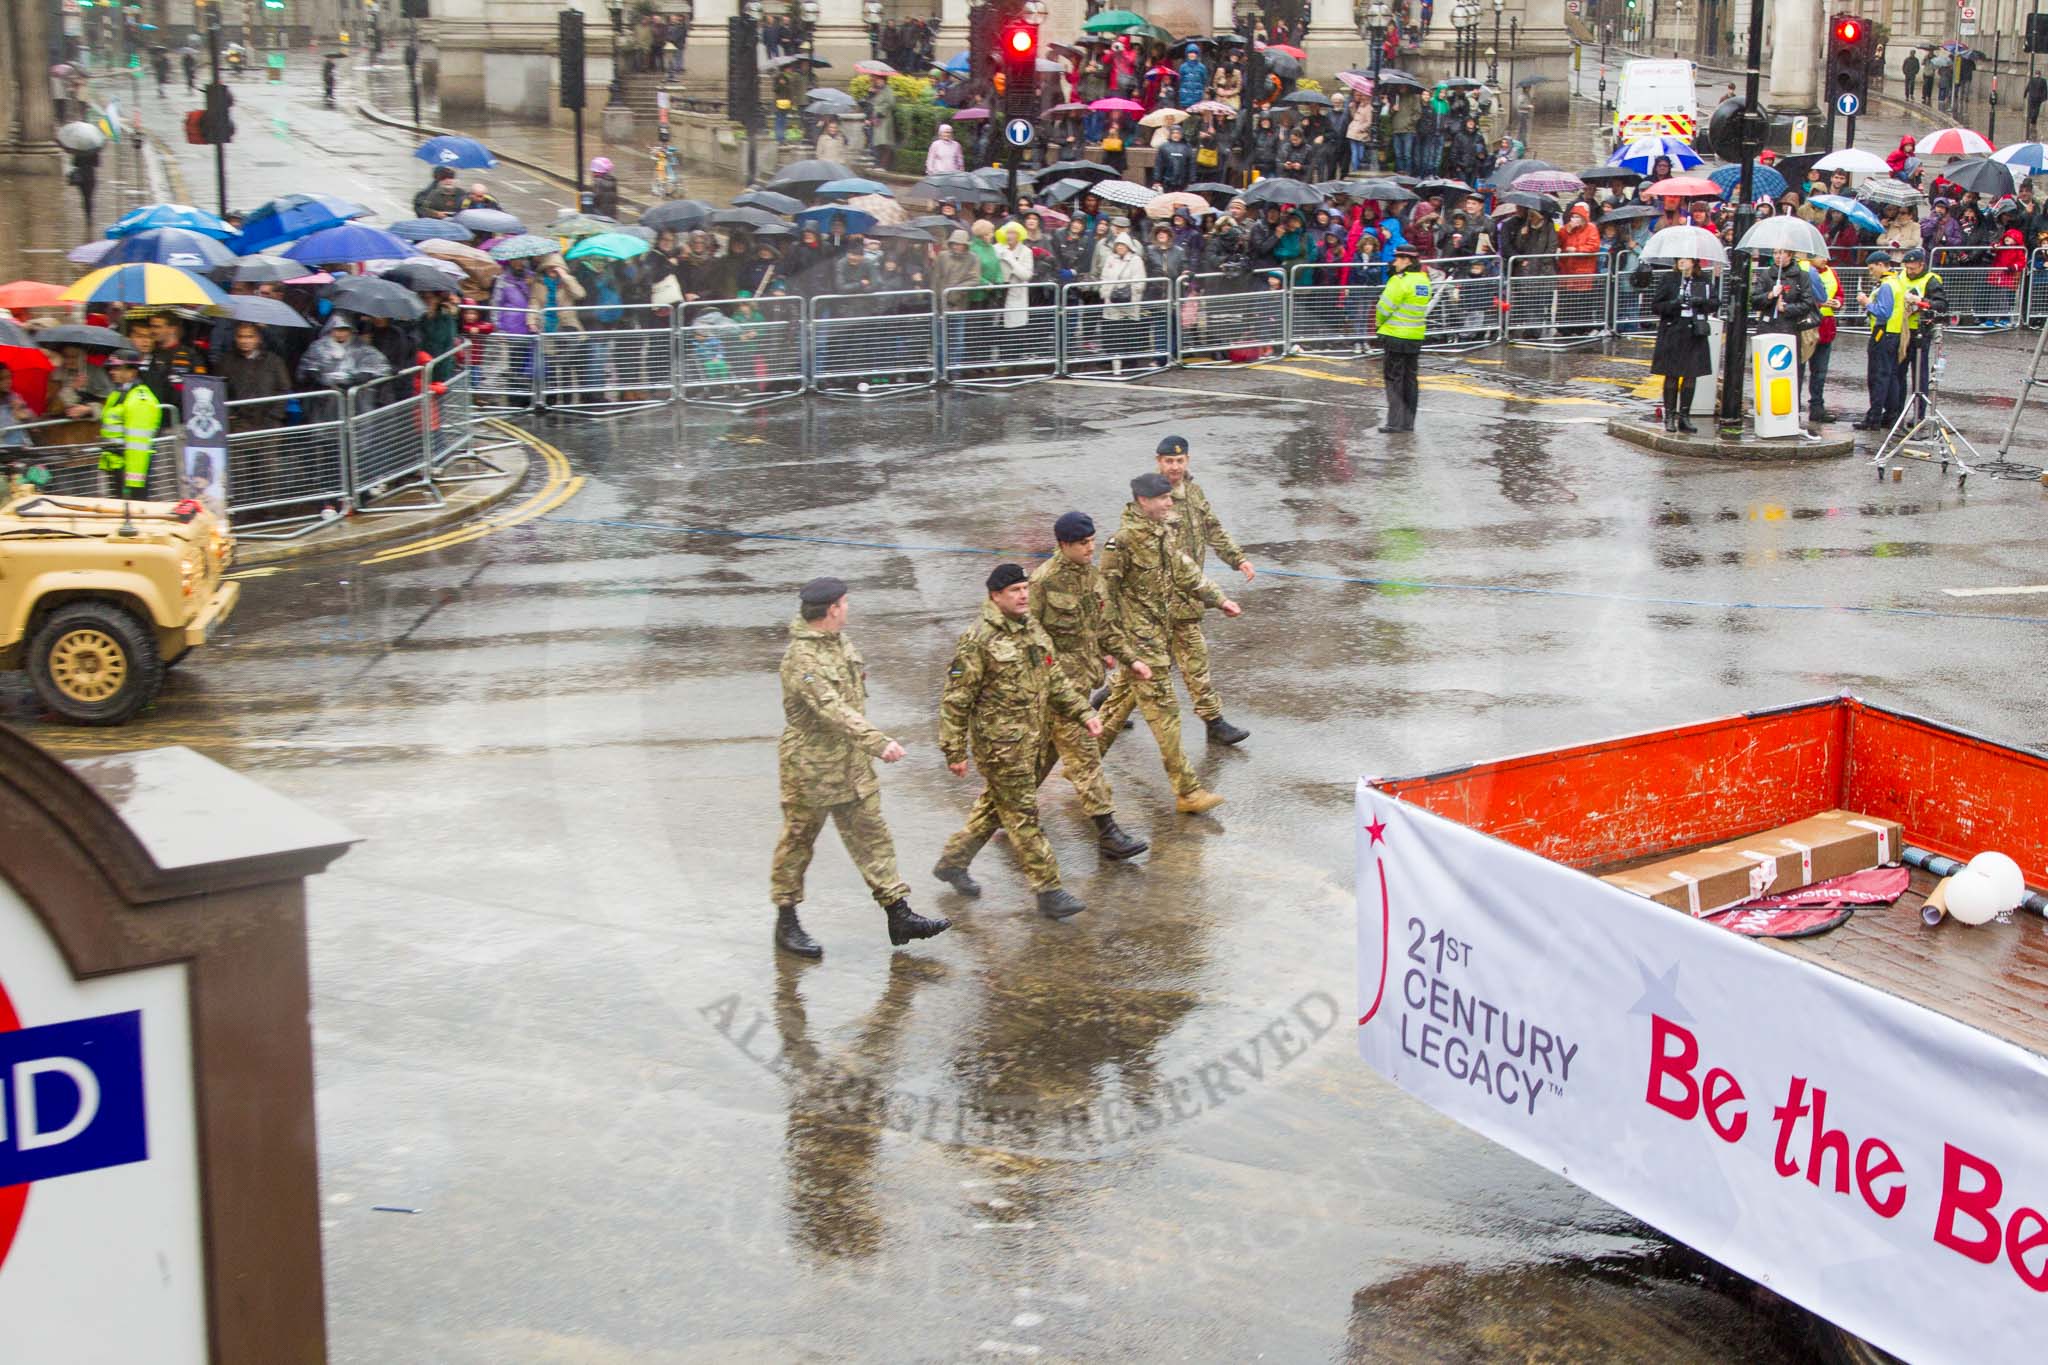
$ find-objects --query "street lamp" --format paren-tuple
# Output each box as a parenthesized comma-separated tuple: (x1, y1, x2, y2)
(864, 0, 883, 59)
(1451, 0, 1479, 79)
(1363, 0, 1390, 171)
(1490, 0, 1502, 85)
(801, 0, 819, 75)
(606, 2, 625, 106)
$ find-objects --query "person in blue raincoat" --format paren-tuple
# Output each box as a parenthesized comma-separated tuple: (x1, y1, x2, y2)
(1176, 46, 1210, 109)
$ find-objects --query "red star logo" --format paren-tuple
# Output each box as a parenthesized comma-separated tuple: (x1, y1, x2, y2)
(1364, 815, 1387, 846)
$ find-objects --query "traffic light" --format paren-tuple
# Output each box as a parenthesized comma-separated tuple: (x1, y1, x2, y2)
(200, 81, 235, 144)
(1826, 13, 1873, 110)
(726, 15, 761, 131)
(558, 7, 586, 110)
(1000, 21, 1039, 118)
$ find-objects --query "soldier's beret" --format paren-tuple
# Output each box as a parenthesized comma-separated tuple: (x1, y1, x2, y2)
(1131, 472, 1172, 499)
(986, 563, 1028, 592)
(1053, 511, 1095, 543)
(1155, 435, 1189, 456)
(798, 576, 848, 606)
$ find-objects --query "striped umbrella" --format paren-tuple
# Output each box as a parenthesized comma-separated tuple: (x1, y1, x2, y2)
(102, 226, 238, 270)
(1607, 135, 1703, 175)
(1512, 170, 1585, 195)
(59, 262, 230, 308)
(1918, 126, 1993, 156)
(1857, 176, 1923, 207)
(1991, 140, 2048, 173)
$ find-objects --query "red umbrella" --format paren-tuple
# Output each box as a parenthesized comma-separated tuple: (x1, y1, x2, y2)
(0, 345, 54, 414)
(1647, 176, 1722, 198)
(1257, 42, 1308, 59)
(0, 281, 69, 312)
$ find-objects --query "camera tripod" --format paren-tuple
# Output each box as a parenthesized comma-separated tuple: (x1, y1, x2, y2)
(1871, 323, 1983, 487)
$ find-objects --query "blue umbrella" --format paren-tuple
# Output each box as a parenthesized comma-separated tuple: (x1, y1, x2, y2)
(1810, 194, 1882, 234)
(794, 206, 879, 234)
(814, 177, 894, 198)
(1708, 162, 1787, 200)
(1607, 135, 1703, 175)
(105, 202, 235, 239)
(942, 50, 970, 73)
(388, 217, 474, 242)
(66, 238, 117, 265)
(415, 134, 498, 169)
(282, 223, 419, 264)
(232, 193, 373, 253)
(102, 226, 239, 270)
(1991, 140, 2048, 173)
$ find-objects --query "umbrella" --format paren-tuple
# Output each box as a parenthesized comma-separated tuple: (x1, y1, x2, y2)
(748, 223, 797, 239)
(641, 199, 715, 231)
(1186, 100, 1236, 117)
(1081, 9, 1148, 32)
(564, 232, 652, 261)
(807, 86, 857, 104)
(1938, 157, 2018, 196)
(1038, 178, 1094, 204)
(1091, 179, 1160, 209)
(1146, 191, 1215, 219)
(419, 238, 496, 264)
(908, 214, 955, 230)
(941, 51, 971, 74)
(1577, 165, 1642, 184)
(866, 223, 935, 242)
(0, 318, 28, 348)
(0, 281, 69, 311)
(1512, 170, 1585, 194)
(711, 207, 785, 229)
(1035, 161, 1121, 185)
(617, 225, 658, 243)
(1516, 75, 1558, 88)
(1440, 77, 1485, 90)
(454, 207, 525, 235)
(732, 189, 804, 214)
(286, 272, 334, 286)
(1188, 182, 1240, 198)
(1857, 177, 1923, 207)
(1498, 190, 1551, 212)
(1814, 147, 1890, 175)
(815, 177, 893, 198)
(1810, 194, 1882, 234)
(1336, 71, 1376, 96)
(1261, 52, 1304, 80)
(1241, 177, 1324, 206)
(105, 203, 235, 239)
(1258, 42, 1308, 59)
(844, 193, 906, 225)
(767, 159, 857, 192)
(388, 217, 472, 242)
(61, 263, 229, 308)
(1608, 135, 1703, 175)
(1089, 97, 1145, 113)
(1992, 141, 2048, 173)
(1139, 108, 1191, 127)
(0, 345, 53, 412)
(284, 223, 418, 264)
(1048, 102, 1091, 116)
(967, 167, 1012, 192)
(1597, 203, 1663, 223)
(222, 295, 314, 328)
(487, 234, 562, 261)
(55, 121, 106, 152)
(103, 227, 238, 271)
(233, 194, 372, 253)
(855, 60, 897, 77)
(1350, 178, 1420, 202)
(1735, 215, 1827, 255)
(1281, 89, 1335, 108)
(33, 323, 127, 350)
(1918, 127, 1993, 156)
(1417, 177, 1476, 196)
(325, 275, 427, 320)
(1641, 225, 1729, 266)
(1375, 69, 1425, 90)
(545, 213, 618, 239)
(415, 135, 497, 169)
(1706, 163, 1787, 200)
(793, 206, 878, 234)
(66, 239, 116, 266)
(377, 260, 467, 291)
(1487, 157, 1559, 187)
(1645, 176, 1721, 198)
(767, 53, 830, 68)
(950, 107, 993, 120)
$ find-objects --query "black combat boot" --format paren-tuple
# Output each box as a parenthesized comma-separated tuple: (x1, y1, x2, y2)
(883, 900, 952, 946)
(1206, 716, 1250, 745)
(932, 860, 982, 897)
(1093, 812, 1148, 860)
(1036, 887, 1086, 919)
(775, 905, 822, 959)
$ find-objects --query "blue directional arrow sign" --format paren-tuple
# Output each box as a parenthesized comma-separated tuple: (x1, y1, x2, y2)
(1004, 118, 1035, 148)
(1836, 92, 1860, 116)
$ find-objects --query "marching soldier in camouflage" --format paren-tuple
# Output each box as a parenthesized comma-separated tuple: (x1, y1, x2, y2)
(772, 577, 951, 959)
(935, 563, 1105, 920)
(1156, 435, 1257, 745)
(1097, 473, 1241, 815)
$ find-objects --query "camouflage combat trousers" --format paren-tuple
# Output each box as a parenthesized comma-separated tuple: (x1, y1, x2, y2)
(1167, 616, 1222, 721)
(771, 791, 910, 910)
(1096, 668, 1201, 797)
(937, 737, 1065, 892)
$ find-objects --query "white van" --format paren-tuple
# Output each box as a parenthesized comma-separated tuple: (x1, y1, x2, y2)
(1613, 58, 1699, 144)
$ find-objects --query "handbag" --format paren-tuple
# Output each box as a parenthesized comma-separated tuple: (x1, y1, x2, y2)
(1180, 294, 1202, 328)
(650, 275, 683, 307)
(1690, 314, 1711, 338)
(1195, 146, 1219, 167)
(1102, 136, 1124, 152)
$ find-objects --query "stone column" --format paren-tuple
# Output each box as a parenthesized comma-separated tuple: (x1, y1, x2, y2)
(1, 0, 62, 173)
(1767, 0, 1819, 111)
(1303, 0, 1366, 81)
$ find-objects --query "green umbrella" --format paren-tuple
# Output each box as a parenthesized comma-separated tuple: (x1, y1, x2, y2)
(563, 231, 652, 262)
(1129, 21, 1176, 42)
(1081, 9, 1148, 32)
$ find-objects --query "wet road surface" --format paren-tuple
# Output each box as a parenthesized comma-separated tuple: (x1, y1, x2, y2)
(9, 327, 2046, 1360)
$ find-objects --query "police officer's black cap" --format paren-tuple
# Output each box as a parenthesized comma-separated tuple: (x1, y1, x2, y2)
(1867, 250, 1893, 265)
(108, 348, 144, 367)
(1131, 471, 1172, 499)
(1901, 247, 1926, 262)
(986, 563, 1028, 592)
(1392, 243, 1419, 259)
(1053, 511, 1095, 543)
(798, 575, 847, 606)
(1155, 434, 1189, 456)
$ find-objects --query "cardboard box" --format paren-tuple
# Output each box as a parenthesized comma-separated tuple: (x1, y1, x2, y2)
(1601, 809, 1904, 917)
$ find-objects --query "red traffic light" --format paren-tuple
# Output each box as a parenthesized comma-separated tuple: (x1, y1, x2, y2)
(1833, 17, 1861, 43)
(1005, 24, 1036, 58)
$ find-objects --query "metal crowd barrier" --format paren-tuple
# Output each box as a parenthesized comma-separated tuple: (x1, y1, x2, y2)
(1930, 246, 2022, 332)
(1178, 272, 1288, 366)
(679, 295, 808, 407)
(225, 388, 350, 536)
(809, 289, 939, 396)
(467, 305, 544, 409)
(1504, 253, 1610, 349)
(1288, 262, 1381, 355)
(1058, 280, 1172, 380)
(2029, 249, 2048, 326)
(343, 363, 443, 516)
(535, 303, 676, 414)
(941, 284, 1060, 386)
(22, 432, 182, 502)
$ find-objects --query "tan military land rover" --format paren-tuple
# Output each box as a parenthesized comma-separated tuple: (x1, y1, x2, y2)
(0, 481, 239, 725)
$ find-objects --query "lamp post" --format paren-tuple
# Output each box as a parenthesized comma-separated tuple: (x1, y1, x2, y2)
(607, 2, 625, 107)
(1363, 0, 1390, 171)
(802, 0, 819, 78)
(864, 0, 882, 59)
(1489, 0, 1502, 85)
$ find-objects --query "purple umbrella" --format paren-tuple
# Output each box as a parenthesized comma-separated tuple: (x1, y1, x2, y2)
(282, 223, 420, 264)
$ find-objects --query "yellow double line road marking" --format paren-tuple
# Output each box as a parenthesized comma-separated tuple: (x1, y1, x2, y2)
(363, 424, 584, 565)
(1255, 362, 1619, 407)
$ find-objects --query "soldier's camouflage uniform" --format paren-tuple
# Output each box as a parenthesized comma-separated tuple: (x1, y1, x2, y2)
(1097, 502, 1225, 795)
(937, 600, 1096, 892)
(1027, 552, 1137, 816)
(1166, 476, 1247, 722)
(771, 615, 910, 910)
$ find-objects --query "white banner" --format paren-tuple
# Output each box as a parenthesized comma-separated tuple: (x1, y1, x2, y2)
(1355, 782, 2048, 1362)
